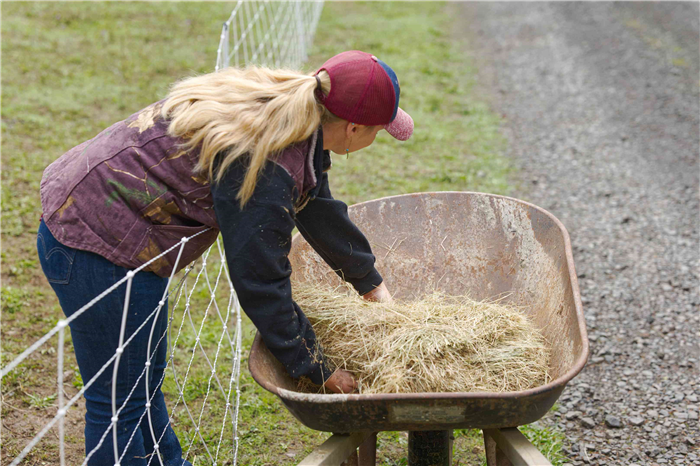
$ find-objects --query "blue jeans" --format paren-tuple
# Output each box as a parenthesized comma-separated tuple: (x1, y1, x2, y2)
(37, 220, 192, 466)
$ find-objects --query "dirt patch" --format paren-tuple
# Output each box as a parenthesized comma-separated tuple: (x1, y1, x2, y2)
(2, 382, 85, 466)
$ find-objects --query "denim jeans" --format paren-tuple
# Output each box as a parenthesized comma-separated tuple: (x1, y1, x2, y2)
(37, 220, 192, 466)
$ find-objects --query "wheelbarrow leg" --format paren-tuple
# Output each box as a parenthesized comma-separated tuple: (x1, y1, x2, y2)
(340, 450, 358, 466)
(407, 430, 453, 466)
(358, 432, 377, 466)
(483, 430, 512, 466)
(338, 432, 377, 466)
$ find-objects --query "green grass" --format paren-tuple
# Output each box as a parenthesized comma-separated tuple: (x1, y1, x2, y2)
(0, 2, 559, 465)
(1, 287, 31, 314)
(521, 423, 567, 465)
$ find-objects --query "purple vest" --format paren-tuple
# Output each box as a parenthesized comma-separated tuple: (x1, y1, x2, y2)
(41, 101, 319, 277)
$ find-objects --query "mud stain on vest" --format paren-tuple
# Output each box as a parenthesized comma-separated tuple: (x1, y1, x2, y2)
(127, 104, 160, 133)
(141, 197, 183, 224)
(135, 237, 168, 275)
(56, 196, 75, 218)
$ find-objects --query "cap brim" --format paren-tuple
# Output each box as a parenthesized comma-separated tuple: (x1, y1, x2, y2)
(383, 107, 413, 141)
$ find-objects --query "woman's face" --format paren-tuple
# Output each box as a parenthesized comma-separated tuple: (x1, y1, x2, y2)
(347, 125, 384, 154)
(322, 120, 384, 155)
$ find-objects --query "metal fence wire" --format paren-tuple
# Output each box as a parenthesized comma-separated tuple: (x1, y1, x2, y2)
(1, 2, 324, 465)
(216, 1, 324, 71)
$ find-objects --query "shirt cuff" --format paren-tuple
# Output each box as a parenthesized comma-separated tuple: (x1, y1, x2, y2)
(346, 267, 384, 296)
(306, 357, 336, 386)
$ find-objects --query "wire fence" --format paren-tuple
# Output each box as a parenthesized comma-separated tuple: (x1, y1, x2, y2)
(216, 0, 324, 71)
(2, 234, 242, 466)
(1, 1, 324, 465)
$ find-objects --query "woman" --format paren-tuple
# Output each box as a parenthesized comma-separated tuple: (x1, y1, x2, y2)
(37, 50, 413, 465)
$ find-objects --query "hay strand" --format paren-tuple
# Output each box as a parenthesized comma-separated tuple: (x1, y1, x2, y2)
(294, 283, 551, 394)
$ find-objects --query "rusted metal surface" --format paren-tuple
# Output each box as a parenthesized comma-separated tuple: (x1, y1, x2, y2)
(249, 192, 589, 432)
(340, 450, 358, 466)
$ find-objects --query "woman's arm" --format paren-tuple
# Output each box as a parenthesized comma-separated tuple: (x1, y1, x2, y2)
(210, 158, 335, 386)
(294, 171, 387, 298)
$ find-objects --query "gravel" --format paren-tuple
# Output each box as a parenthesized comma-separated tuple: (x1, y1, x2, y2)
(629, 417, 646, 427)
(459, 3, 699, 465)
(606, 416, 623, 429)
(582, 417, 597, 429)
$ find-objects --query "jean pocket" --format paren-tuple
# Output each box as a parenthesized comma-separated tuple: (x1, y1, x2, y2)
(37, 230, 77, 285)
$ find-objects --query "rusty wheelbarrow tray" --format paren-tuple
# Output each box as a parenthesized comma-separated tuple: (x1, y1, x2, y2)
(249, 192, 588, 459)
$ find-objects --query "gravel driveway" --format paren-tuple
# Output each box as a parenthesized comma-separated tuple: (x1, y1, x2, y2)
(459, 3, 699, 465)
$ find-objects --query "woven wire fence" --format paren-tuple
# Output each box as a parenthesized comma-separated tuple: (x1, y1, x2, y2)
(216, 0, 324, 71)
(1, 1, 324, 465)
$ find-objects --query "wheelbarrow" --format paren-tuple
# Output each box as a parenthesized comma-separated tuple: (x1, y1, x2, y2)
(249, 192, 589, 465)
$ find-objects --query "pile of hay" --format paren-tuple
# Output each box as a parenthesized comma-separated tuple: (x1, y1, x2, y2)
(294, 284, 551, 394)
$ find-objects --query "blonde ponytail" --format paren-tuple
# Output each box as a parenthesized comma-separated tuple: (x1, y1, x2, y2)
(161, 67, 335, 207)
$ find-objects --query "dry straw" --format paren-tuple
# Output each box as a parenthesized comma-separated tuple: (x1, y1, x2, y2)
(294, 283, 551, 394)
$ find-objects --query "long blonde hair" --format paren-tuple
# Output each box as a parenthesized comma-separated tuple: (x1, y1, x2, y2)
(161, 67, 336, 207)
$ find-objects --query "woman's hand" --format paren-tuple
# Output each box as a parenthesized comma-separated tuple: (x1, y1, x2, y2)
(362, 281, 393, 303)
(324, 369, 357, 394)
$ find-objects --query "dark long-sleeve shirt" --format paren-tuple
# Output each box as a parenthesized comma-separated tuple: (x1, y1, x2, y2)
(210, 134, 382, 385)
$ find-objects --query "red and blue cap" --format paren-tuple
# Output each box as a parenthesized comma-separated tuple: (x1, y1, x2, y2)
(315, 50, 413, 141)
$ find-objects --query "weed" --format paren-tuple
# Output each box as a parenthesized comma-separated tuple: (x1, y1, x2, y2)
(72, 370, 84, 390)
(26, 392, 57, 409)
(1, 287, 30, 314)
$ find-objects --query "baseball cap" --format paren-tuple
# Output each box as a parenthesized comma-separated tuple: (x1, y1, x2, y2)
(315, 50, 413, 141)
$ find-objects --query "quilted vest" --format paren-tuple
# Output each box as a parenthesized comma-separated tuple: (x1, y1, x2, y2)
(40, 101, 320, 277)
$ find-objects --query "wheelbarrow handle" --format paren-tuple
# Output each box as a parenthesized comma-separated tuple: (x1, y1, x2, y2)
(298, 432, 369, 466)
(483, 428, 553, 466)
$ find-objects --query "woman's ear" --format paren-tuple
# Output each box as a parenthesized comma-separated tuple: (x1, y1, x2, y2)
(345, 121, 358, 139)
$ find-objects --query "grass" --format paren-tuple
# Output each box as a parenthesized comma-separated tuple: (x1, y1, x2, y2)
(0, 2, 569, 465)
(521, 423, 567, 464)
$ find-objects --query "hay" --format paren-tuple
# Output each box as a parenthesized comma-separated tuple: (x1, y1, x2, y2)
(293, 283, 551, 394)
